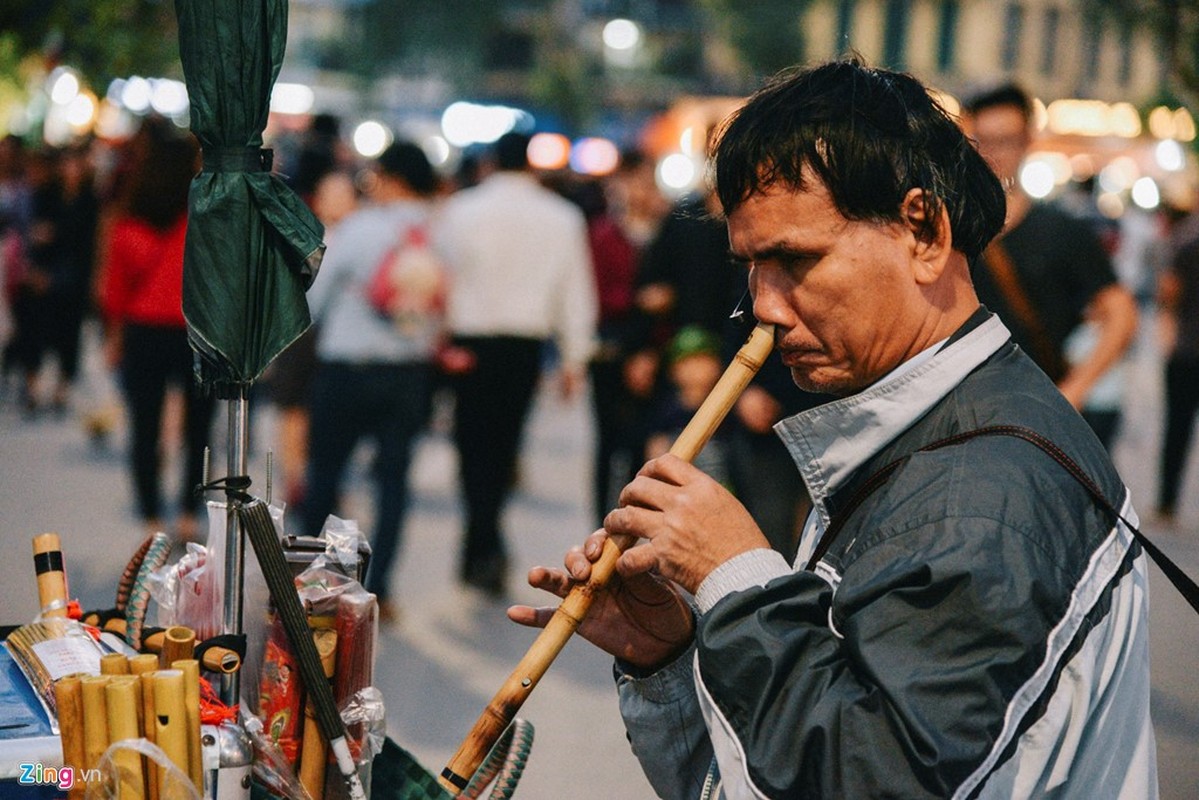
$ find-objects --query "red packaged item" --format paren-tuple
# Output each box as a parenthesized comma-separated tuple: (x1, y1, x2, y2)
(258, 611, 305, 766)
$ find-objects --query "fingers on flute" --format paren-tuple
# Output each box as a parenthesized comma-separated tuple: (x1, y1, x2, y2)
(636, 453, 693, 484)
(582, 529, 608, 561)
(526, 565, 574, 597)
(604, 504, 658, 539)
(617, 543, 660, 578)
(619, 458, 697, 511)
(561, 545, 595, 582)
(506, 605, 554, 628)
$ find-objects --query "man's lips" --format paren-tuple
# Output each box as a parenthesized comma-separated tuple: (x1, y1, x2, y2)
(778, 347, 824, 367)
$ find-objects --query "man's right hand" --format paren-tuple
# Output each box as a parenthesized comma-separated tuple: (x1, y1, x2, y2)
(507, 529, 695, 671)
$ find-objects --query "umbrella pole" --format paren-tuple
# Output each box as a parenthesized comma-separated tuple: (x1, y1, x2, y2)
(221, 386, 250, 706)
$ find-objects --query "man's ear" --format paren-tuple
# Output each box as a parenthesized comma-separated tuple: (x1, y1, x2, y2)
(901, 188, 953, 285)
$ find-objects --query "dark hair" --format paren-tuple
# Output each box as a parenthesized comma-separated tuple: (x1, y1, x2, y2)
(494, 131, 531, 171)
(310, 112, 341, 138)
(376, 140, 437, 196)
(961, 82, 1035, 125)
(292, 114, 343, 196)
(713, 59, 1005, 260)
(556, 177, 607, 219)
(125, 122, 198, 229)
(618, 148, 647, 172)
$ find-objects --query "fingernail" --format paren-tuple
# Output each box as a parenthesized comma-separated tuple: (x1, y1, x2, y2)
(584, 540, 598, 558)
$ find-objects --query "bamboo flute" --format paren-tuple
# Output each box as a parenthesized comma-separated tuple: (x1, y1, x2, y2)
(172, 659, 205, 794)
(32, 532, 69, 618)
(438, 321, 776, 792)
(100, 653, 130, 675)
(53, 675, 86, 800)
(152, 669, 189, 795)
(128, 656, 159, 800)
(105, 676, 146, 800)
(139, 627, 241, 673)
(80, 675, 111, 773)
(299, 623, 339, 800)
(159, 626, 196, 669)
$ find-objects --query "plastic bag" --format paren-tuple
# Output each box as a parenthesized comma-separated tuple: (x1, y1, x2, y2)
(244, 708, 313, 800)
(327, 687, 386, 800)
(89, 737, 200, 800)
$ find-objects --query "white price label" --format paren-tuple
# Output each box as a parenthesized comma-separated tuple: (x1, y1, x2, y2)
(29, 637, 103, 680)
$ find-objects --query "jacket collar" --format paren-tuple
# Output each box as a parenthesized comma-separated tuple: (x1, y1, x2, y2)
(774, 309, 1011, 527)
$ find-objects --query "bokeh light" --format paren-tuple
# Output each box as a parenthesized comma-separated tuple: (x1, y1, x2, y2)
(570, 137, 619, 175)
(528, 132, 571, 170)
(1131, 176, 1161, 210)
(1097, 191, 1125, 219)
(353, 120, 392, 158)
(1156, 139, 1185, 172)
(65, 93, 96, 128)
(441, 101, 532, 148)
(49, 69, 80, 106)
(121, 77, 153, 114)
(1019, 160, 1056, 199)
(422, 135, 452, 167)
(657, 153, 699, 193)
(1098, 156, 1140, 194)
(603, 19, 641, 51)
(150, 79, 189, 117)
(271, 83, 316, 116)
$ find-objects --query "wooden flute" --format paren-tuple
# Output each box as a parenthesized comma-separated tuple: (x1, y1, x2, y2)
(438, 321, 776, 793)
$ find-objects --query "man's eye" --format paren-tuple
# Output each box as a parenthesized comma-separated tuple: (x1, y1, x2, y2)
(780, 254, 815, 273)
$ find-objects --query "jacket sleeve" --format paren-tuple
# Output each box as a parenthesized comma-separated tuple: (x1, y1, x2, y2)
(694, 514, 1072, 799)
(616, 645, 716, 800)
(303, 221, 354, 323)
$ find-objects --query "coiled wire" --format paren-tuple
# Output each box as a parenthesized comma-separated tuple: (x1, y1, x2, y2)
(460, 719, 534, 800)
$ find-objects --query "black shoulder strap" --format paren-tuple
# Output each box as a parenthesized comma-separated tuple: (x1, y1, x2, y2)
(807, 424, 1199, 616)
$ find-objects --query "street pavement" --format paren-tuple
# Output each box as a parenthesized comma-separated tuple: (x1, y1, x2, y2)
(1, 319, 1197, 798)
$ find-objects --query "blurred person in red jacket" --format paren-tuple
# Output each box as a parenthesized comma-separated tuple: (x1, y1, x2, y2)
(98, 119, 216, 542)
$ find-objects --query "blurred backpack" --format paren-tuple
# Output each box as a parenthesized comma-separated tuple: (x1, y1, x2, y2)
(365, 223, 447, 341)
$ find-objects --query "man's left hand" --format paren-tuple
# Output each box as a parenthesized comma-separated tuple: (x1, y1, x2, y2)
(508, 531, 695, 670)
(604, 454, 770, 594)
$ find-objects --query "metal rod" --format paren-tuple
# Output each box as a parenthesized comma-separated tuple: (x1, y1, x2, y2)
(265, 450, 273, 506)
(220, 388, 250, 705)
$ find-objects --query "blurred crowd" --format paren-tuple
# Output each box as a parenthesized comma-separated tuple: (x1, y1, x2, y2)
(269, 115, 822, 619)
(1, 103, 1198, 620)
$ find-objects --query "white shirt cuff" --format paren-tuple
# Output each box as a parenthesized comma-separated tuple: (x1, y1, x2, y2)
(694, 548, 793, 614)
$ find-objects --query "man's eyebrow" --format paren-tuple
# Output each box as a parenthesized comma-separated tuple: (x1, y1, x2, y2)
(737, 243, 817, 263)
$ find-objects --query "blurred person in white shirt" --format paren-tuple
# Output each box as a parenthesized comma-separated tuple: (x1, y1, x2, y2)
(434, 131, 597, 595)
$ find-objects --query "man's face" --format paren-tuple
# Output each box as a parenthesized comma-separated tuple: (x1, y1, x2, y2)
(967, 104, 1030, 186)
(727, 177, 923, 396)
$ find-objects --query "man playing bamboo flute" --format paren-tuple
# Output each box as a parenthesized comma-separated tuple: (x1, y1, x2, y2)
(510, 60, 1156, 799)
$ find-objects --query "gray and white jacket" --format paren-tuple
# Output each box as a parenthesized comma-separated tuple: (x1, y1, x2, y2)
(617, 309, 1157, 799)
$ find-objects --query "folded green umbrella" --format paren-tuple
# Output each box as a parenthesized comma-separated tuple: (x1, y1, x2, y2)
(176, 0, 324, 399)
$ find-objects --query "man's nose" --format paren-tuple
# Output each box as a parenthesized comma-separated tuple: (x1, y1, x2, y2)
(750, 273, 791, 326)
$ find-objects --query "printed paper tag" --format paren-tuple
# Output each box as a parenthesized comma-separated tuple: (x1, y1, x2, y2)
(30, 637, 102, 680)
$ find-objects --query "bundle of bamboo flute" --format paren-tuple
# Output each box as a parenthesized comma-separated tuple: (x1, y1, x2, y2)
(52, 652, 205, 799)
